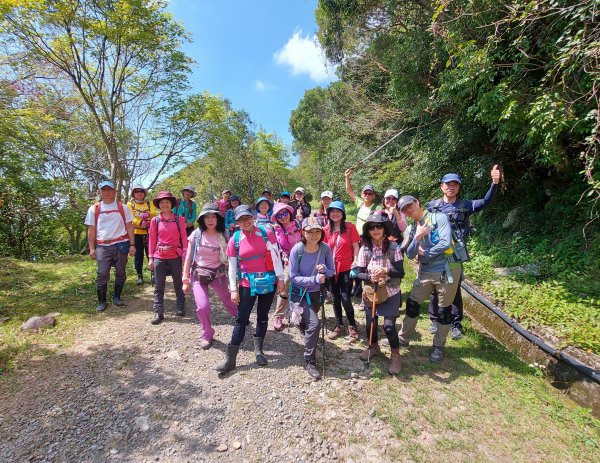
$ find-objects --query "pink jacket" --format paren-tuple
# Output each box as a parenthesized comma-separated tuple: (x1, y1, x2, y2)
(148, 213, 188, 260)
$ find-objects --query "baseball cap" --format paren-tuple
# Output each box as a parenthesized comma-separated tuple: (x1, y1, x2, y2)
(234, 205, 254, 221)
(361, 184, 375, 193)
(440, 173, 462, 184)
(384, 189, 399, 199)
(320, 190, 334, 199)
(398, 195, 417, 211)
(98, 180, 115, 189)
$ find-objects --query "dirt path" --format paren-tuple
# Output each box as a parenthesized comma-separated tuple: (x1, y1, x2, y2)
(1, 285, 599, 463)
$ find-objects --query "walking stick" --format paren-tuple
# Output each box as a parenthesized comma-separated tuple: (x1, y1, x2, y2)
(366, 282, 378, 368)
(320, 285, 327, 378)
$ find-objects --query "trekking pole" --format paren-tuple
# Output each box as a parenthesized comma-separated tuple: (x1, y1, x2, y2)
(320, 285, 327, 378)
(366, 283, 378, 368)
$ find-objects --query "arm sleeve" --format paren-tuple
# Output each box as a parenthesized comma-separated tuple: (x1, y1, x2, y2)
(353, 266, 370, 282)
(124, 205, 134, 223)
(228, 256, 238, 291)
(148, 220, 157, 257)
(424, 215, 452, 258)
(84, 205, 95, 226)
(405, 235, 418, 260)
(266, 231, 284, 278)
(288, 245, 317, 288)
(471, 183, 498, 213)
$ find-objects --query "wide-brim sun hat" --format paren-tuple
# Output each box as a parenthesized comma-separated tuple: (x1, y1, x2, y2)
(440, 173, 462, 184)
(181, 185, 197, 197)
(153, 191, 177, 209)
(271, 202, 294, 223)
(130, 184, 148, 197)
(362, 212, 394, 238)
(254, 196, 273, 214)
(234, 204, 254, 221)
(198, 203, 224, 219)
(294, 187, 305, 194)
(320, 190, 334, 199)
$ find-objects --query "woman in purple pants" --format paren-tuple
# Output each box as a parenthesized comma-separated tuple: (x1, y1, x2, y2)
(182, 203, 237, 349)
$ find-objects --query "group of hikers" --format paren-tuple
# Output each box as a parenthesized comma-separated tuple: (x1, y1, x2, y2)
(85, 165, 501, 379)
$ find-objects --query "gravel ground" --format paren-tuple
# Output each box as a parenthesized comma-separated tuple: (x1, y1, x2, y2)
(0, 285, 400, 463)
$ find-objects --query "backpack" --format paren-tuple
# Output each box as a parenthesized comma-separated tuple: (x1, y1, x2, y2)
(233, 225, 276, 295)
(427, 201, 470, 263)
(94, 201, 128, 245)
(289, 242, 326, 322)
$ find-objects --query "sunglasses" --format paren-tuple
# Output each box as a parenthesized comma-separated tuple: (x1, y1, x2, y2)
(276, 211, 290, 219)
(133, 189, 145, 194)
(368, 224, 385, 231)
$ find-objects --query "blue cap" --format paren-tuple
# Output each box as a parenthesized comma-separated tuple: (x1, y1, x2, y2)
(98, 180, 115, 189)
(440, 173, 462, 184)
(326, 200, 346, 214)
(279, 191, 291, 198)
(234, 204, 254, 221)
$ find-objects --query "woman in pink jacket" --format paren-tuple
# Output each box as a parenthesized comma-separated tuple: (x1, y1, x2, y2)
(148, 191, 188, 325)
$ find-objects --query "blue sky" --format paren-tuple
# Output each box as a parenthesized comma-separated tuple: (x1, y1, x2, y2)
(166, 0, 336, 150)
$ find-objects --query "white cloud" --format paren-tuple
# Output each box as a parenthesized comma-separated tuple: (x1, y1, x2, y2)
(255, 80, 267, 91)
(274, 30, 336, 82)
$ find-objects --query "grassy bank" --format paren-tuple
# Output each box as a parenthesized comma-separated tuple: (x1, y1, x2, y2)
(0, 256, 141, 374)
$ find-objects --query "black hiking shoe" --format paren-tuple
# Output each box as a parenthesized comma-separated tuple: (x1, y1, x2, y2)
(136, 274, 144, 286)
(429, 346, 445, 363)
(96, 285, 108, 312)
(151, 314, 164, 325)
(112, 282, 125, 306)
(305, 359, 321, 380)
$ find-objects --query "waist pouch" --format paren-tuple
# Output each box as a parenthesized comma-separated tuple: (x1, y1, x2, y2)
(243, 271, 276, 296)
(115, 241, 130, 255)
(193, 265, 225, 285)
(363, 282, 389, 305)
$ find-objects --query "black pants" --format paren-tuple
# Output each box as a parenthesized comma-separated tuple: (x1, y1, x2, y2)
(133, 234, 149, 275)
(230, 286, 276, 345)
(329, 270, 356, 327)
(428, 279, 463, 329)
(365, 311, 400, 349)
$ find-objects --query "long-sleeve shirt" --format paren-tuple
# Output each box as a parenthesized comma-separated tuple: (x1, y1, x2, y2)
(274, 221, 302, 258)
(288, 242, 335, 294)
(405, 211, 453, 273)
(148, 213, 188, 260)
(353, 243, 404, 299)
(173, 198, 197, 226)
(127, 200, 157, 235)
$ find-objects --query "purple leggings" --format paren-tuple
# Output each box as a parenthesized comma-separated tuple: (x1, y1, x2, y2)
(191, 276, 238, 341)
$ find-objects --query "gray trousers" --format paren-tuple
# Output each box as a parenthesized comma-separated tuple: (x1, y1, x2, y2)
(301, 291, 322, 362)
(153, 258, 185, 314)
(96, 244, 128, 287)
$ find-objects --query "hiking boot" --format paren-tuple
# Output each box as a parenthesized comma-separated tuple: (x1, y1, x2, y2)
(398, 335, 410, 348)
(253, 336, 268, 366)
(112, 282, 125, 306)
(388, 348, 402, 375)
(151, 313, 164, 325)
(175, 307, 186, 317)
(327, 325, 344, 340)
(96, 284, 108, 312)
(305, 359, 321, 380)
(429, 346, 445, 363)
(450, 326, 462, 340)
(358, 343, 381, 361)
(429, 321, 439, 334)
(347, 325, 360, 343)
(136, 274, 144, 286)
(214, 344, 239, 374)
(273, 316, 284, 332)
(199, 338, 213, 350)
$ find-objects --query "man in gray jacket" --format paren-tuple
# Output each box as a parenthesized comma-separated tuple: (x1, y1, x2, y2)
(397, 195, 462, 363)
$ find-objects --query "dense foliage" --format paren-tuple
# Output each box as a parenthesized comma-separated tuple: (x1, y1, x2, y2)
(288, 0, 600, 352)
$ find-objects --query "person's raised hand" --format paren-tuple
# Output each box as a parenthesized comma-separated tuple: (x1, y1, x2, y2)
(491, 164, 501, 184)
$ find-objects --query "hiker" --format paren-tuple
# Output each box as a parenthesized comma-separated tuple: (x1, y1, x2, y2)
(216, 189, 231, 215)
(174, 185, 197, 237)
(344, 168, 378, 298)
(351, 213, 404, 374)
(288, 217, 335, 379)
(85, 180, 136, 312)
(225, 194, 241, 232)
(381, 189, 406, 242)
(254, 196, 273, 229)
(323, 201, 360, 342)
(289, 187, 311, 221)
(271, 202, 303, 331)
(127, 184, 157, 286)
(148, 191, 188, 325)
(214, 205, 285, 374)
(182, 203, 237, 349)
(427, 166, 501, 340)
(278, 191, 291, 204)
(312, 190, 333, 227)
(397, 195, 462, 363)
(261, 189, 273, 203)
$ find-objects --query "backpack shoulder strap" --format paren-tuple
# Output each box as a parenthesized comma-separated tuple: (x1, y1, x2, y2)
(94, 202, 101, 228)
(117, 201, 126, 225)
(428, 198, 443, 212)
(257, 225, 269, 244)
